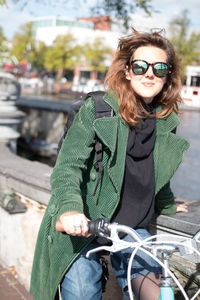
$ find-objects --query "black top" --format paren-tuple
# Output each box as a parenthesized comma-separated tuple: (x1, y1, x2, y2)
(94, 107, 156, 244)
(111, 112, 156, 229)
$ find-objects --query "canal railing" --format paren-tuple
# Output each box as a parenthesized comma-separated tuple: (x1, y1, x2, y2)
(16, 95, 73, 112)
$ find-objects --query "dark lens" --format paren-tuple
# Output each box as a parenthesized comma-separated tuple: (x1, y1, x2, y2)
(132, 61, 148, 75)
(153, 63, 169, 77)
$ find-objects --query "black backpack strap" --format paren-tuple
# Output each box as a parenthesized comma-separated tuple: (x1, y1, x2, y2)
(58, 90, 113, 196)
(88, 91, 113, 196)
(93, 140, 104, 196)
(88, 91, 113, 118)
(57, 94, 90, 153)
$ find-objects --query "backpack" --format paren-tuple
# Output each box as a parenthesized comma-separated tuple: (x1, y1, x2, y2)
(57, 91, 113, 195)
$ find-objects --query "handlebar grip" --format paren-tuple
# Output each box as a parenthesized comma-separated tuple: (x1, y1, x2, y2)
(88, 218, 110, 237)
(55, 218, 110, 236)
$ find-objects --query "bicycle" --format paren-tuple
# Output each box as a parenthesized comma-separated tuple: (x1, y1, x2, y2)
(86, 218, 200, 300)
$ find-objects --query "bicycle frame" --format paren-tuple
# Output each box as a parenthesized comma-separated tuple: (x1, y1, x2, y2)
(86, 219, 200, 300)
(159, 287, 174, 300)
(158, 252, 175, 300)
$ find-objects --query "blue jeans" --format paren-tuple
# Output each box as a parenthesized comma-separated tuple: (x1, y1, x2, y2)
(61, 228, 162, 300)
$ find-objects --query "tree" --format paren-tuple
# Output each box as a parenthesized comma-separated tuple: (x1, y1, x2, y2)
(92, 0, 152, 28)
(11, 22, 49, 73)
(11, 22, 35, 66)
(0, 26, 8, 54)
(31, 41, 48, 73)
(0, 26, 10, 67)
(44, 33, 81, 80)
(1, 0, 152, 29)
(84, 37, 113, 79)
(169, 9, 200, 79)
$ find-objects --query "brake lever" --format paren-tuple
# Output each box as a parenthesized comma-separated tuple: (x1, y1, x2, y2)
(86, 225, 137, 258)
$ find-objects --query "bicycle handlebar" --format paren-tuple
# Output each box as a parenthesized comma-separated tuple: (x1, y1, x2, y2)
(88, 218, 145, 243)
(55, 218, 142, 243)
(55, 217, 200, 252)
(87, 219, 200, 258)
(56, 218, 200, 300)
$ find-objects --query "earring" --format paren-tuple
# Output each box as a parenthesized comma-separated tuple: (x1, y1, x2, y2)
(125, 68, 131, 80)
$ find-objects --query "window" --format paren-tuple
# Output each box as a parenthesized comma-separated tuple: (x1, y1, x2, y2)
(191, 76, 200, 87)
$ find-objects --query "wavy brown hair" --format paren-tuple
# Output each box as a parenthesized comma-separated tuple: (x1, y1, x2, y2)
(104, 28, 182, 125)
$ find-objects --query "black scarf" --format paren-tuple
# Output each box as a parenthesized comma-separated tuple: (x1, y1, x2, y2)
(112, 111, 156, 229)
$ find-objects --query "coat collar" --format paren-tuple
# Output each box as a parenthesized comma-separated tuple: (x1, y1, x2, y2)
(102, 91, 180, 135)
(103, 91, 120, 115)
(156, 106, 180, 134)
(92, 92, 188, 195)
(93, 92, 180, 152)
(93, 92, 128, 153)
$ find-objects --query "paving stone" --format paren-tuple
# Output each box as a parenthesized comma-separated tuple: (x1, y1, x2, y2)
(0, 265, 34, 300)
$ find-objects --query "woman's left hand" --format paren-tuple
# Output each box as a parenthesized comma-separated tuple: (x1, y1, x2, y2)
(176, 203, 188, 213)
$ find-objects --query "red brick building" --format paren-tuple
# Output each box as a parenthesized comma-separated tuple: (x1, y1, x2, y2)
(78, 16, 111, 31)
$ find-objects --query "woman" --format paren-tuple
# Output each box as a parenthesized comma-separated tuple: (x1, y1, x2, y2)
(30, 28, 189, 300)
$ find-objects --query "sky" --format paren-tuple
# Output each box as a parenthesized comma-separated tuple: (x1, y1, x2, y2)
(0, 0, 199, 40)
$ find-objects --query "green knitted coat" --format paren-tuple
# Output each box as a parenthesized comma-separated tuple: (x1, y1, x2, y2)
(30, 92, 189, 300)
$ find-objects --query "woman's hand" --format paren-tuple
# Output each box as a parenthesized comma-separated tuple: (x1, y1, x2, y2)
(176, 204, 188, 213)
(57, 211, 90, 237)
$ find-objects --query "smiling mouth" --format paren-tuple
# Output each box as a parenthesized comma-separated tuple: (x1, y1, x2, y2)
(143, 82, 155, 87)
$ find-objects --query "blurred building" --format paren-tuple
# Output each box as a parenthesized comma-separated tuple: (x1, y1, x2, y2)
(32, 15, 119, 47)
(31, 15, 120, 85)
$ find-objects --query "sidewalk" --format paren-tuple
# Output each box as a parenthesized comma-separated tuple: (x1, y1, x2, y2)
(0, 264, 34, 300)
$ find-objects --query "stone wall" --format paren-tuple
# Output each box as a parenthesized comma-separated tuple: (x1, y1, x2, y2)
(0, 195, 45, 290)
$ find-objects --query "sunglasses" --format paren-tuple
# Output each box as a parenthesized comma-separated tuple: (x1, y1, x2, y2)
(130, 60, 171, 78)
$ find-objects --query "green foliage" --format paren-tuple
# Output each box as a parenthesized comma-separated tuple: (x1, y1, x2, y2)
(11, 22, 34, 63)
(91, 0, 152, 29)
(10, 22, 49, 72)
(0, 26, 9, 65)
(84, 37, 113, 72)
(0, 26, 8, 53)
(44, 33, 81, 78)
(9, 20, 113, 76)
(0, 0, 6, 5)
(31, 41, 48, 72)
(169, 10, 200, 79)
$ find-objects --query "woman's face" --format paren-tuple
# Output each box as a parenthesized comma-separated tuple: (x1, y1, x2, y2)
(126, 46, 168, 104)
